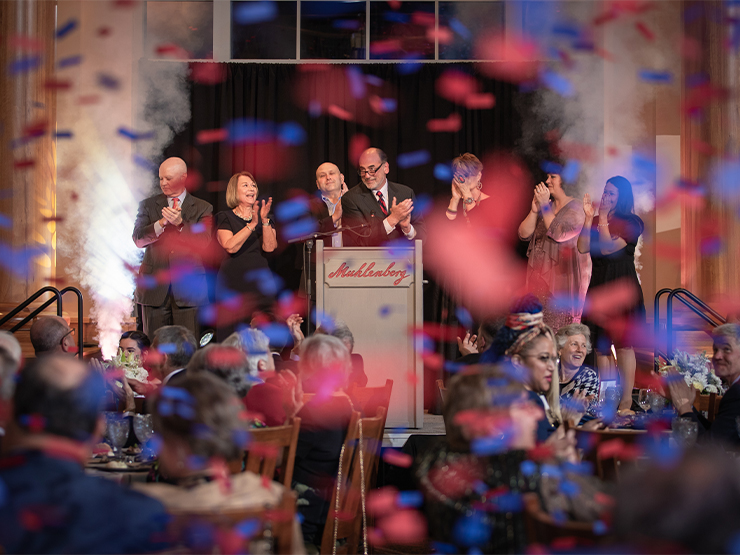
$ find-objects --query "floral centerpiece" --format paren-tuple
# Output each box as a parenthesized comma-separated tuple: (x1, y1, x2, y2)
(110, 348, 149, 384)
(657, 350, 725, 395)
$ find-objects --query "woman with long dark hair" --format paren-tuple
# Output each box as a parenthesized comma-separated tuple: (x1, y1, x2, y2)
(578, 175, 645, 413)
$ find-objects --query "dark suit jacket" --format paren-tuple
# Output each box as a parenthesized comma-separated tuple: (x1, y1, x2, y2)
(133, 192, 213, 307)
(0, 449, 170, 553)
(688, 380, 740, 450)
(340, 181, 426, 247)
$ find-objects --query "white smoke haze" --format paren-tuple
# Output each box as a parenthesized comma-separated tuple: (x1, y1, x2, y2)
(57, 2, 191, 357)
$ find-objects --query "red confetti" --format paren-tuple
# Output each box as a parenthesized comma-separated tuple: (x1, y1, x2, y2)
(77, 94, 101, 105)
(44, 79, 72, 90)
(382, 449, 413, 468)
(378, 510, 427, 544)
(426, 113, 462, 133)
(370, 39, 403, 55)
(348, 133, 370, 166)
(681, 36, 701, 61)
(183, 170, 203, 192)
(436, 69, 479, 104)
(475, 34, 541, 83)
(9, 34, 44, 52)
(464, 93, 495, 110)
(19, 509, 43, 531)
(427, 26, 453, 45)
(327, 104, 353, 121)
(367, 487, 399, 516)
(261, 474, 271, 489)
(635, 21, 655, 41)
(388, 0, 401, 8)
(14, 159, 35, 170)
(190, 62, 227, 85)
(97, 26, 112, 37)
(411, 12, 435, 27)
(41, 216, 64, 223)
(155, 43, 189, 59)
(196, 128, 228, 144)
(592, 9, 619, 25)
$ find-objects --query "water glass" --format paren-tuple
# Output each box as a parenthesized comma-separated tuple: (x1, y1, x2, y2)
(107, 416, 129, 459)
(672, 417, 698, 448)
(637, 389, 651, 412)
(133, 414, 154, 444)
(647, 391, 666, 414)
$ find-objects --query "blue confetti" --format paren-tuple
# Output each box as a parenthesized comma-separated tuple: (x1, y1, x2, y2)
(191, 222, 206, 234)
(384, 11, 410, 23)
(561, 159, 580, 183)
(278, 121, 306, 146)
(97, 73, 121, 90)
(639, 69, 673, 84)
(226, 119, 274, 144)
(54, 131, 73, 139)
(449, 18, 471, 40)
(117, 127, 155, 141)
(430, 542, 458, 554)
(365, 74, 384, 87)
(397, 150, 431, 169)
(147, 434, 163, 455)
(56, 19, 78, 39)
(346, 66, 366, 99)
(245, 268, 283, 296)
(559, 479, 580, 497)
(396, 62, 421, 75)
(593, 520, 609, 536)
(471, 435, 507, 456)
(540, 463, 562, 478)
(235, 518, 261, 538)
(452, 512, 490, 548)
(495, 492, 522, 512)
(379, 305, 392, 317)
(0, 214, 11, 229)
(232, 429, 251, 448)
(632, 151, 656, 181)
(380, 97, 397, 112)
(541, 161, 563, 175)
(552, 21, 581, 38)
(233, 1, 278, 24)
(455, 306, 473, 330)
(0, 242, 48, 278)
(540, 69, 575, 97)
(333, 19, 362, 30)
(9, 56, 42, 75)
(282, 218, 318, 242)
(275, 197, 310, 222)
(133, 154, 157, 172)
(157, 343, 178, 355)
(308, 100, 322, 118)
(57, 55, 82, 68)
(160, 386, 195, 403)
(434, 163, 453, 181)
(158, 400, 173, 417)
(685, 72, 709, 88)
(520, 460, 537, 477)
(258, 322, 292, 347)
(187, 454, 207, 469)
(397, 490, 424, 508)
(414, 193, 432, 217)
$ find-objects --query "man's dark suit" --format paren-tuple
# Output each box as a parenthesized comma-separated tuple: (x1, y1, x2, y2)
(689, 380, 740, 450)
(133, 192, 213, 335)
(340, 181, 426, 247)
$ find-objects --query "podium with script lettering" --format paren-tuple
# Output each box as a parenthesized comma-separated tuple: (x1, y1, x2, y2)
(315, 240, 424, 429)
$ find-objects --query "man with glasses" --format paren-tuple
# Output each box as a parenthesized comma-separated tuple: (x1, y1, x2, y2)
(29, 315, 77, 357)
(341, 147, 426, 247)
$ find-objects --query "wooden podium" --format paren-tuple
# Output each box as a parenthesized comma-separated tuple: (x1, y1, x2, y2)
(315, 240, 424, 429)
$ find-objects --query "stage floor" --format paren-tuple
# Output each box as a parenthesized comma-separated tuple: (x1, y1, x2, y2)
(383, 412, 445, 447)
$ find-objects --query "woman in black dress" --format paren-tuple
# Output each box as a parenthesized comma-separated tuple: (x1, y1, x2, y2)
(578, 175, 645, 413)
(215, 171, 277, 340)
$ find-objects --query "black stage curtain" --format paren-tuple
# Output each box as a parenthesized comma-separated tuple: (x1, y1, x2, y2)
(157, 61, 548, 410)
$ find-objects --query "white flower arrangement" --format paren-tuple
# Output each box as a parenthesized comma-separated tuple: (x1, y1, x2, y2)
(110, 348, 149, 384)
(658, 350, 725, 395)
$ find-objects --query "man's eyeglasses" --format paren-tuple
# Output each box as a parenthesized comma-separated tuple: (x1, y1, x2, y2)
(358, 165, 382, 177)
(60, 327, 75, 346)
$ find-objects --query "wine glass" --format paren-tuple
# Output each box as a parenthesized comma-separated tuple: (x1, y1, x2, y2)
(107, 416, 129, 460)
(133, 414, 153, 444)
(672, 417, 698, 448)
(648, 391, 666, 415)
(638, 389, 651, 412)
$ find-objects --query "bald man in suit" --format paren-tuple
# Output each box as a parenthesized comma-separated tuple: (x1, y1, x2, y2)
(133, 157, 213, 338)
(341, 147, 426, 247)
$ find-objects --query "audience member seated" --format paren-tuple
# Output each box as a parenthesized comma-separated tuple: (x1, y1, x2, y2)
(417, 366, 604, 554)
(291, 335, 355, 550)
(222, 327, 274, 375)
(614, 445, 740, 553)
(555, 323, 599, 423)
(315, 319, 368, 387)
(148, 325, 198, 388)
(667, 323, 740, 451)
(29, 315, 76, 357)
(0, 355, 170, 553)
(489, 295, 589, 439)
(119, 330, 151, 359)
(186, 344, 252, 398)
(456, 317, 505, 365)
(133, 373, 305, 553)
(0, 332, 22, 443)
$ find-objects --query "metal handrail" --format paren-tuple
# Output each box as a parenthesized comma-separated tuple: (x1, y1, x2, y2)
(653, 288, 673, 367)
(0, 286, 84, 358)
(662, 288, 726, 357)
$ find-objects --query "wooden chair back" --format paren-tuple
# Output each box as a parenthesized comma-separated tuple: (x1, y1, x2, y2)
(574, 428, 647, 482)
(693, 393, 722, 422)
(523, 493, 604, 548)
(436, 379, 446, 405)
(168, 489, 297, 554)
(230, 418, 301, 488)
(320, 407, 387, 555)
(347, 379, 393, 427)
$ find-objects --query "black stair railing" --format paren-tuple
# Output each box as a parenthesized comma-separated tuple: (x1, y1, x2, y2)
(654, 287, 726, 364)
(0, 286, 84, 358)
